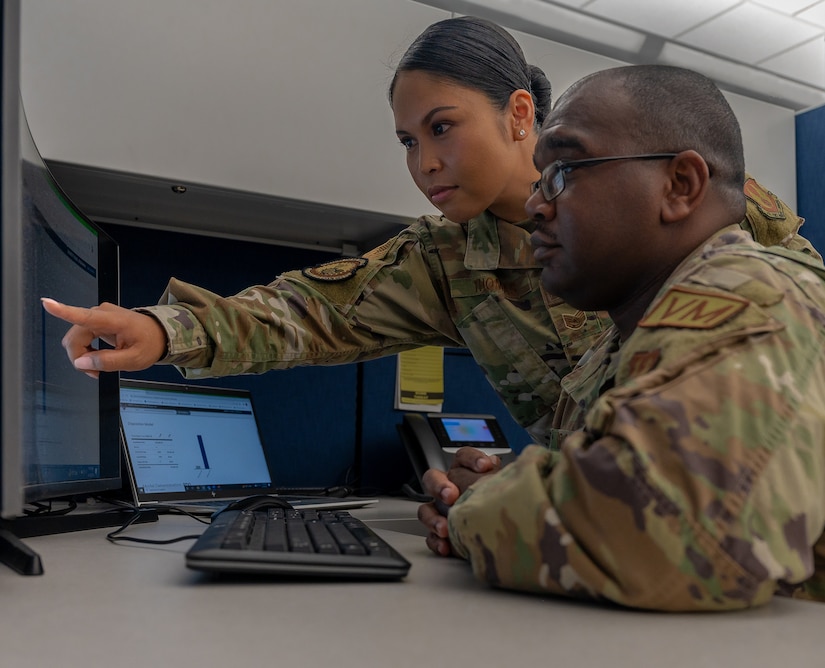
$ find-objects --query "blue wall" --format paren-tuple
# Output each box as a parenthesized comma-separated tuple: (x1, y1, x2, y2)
(104, 224, 531, 495)
(796, 105, 825, 255)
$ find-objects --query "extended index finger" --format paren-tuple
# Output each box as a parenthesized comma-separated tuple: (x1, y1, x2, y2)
(41, 297, 98, 327)
(42, 298, 116, 369)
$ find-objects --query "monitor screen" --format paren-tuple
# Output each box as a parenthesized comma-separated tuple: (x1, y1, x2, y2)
(440, 418, 496, 444)
(19, 109, 121, 503)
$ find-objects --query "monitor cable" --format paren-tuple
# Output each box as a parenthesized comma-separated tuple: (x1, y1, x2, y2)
(104, 500, 209, 546)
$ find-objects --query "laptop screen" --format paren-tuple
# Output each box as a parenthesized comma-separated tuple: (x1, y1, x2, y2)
(119, 379, 278, 505)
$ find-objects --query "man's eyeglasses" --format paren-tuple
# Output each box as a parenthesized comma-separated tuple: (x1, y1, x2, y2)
(531, 153, 679, 202)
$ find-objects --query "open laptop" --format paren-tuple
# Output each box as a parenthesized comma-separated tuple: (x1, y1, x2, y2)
(118, 378, 376, 514)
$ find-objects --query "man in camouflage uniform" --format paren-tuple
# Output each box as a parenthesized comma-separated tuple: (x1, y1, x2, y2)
(423, 64, 825, 611)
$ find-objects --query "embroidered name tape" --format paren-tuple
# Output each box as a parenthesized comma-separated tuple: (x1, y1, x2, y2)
(639, 285, 749, 329)
(302, 257, 368, 282)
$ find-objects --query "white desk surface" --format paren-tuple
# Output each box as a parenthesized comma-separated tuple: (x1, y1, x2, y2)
(0, 497, 822, 668)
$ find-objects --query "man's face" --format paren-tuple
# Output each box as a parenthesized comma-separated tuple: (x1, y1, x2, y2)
(526, 80, 668, 312)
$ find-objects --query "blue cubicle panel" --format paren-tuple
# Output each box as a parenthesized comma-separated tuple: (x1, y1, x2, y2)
(796, 105, 825, 254)
(107, 224, 356, 488)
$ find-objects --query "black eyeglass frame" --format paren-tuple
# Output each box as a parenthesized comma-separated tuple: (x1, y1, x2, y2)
(532, 153, 680, 202)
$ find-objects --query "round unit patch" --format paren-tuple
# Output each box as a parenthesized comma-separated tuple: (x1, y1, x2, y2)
(302, 257, 368, 282)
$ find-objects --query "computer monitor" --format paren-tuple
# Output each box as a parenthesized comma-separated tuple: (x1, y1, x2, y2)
(1, 0, 123, 575)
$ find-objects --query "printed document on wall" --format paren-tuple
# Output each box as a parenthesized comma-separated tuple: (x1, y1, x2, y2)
(395, 347, 443, 413)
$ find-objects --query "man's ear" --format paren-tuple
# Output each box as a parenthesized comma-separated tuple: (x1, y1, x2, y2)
(661, 150, 709, 224)
(509, 89, 536, 139)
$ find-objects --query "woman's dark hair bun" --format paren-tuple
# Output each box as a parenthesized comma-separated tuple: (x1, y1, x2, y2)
(528, 64, 552, 127)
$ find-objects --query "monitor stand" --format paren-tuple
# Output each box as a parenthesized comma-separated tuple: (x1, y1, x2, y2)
(0, 508, 159, 575)
(0, 527, 43, 575)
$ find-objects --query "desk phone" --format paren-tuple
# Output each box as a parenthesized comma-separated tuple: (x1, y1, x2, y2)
(398, 413, 512, 487)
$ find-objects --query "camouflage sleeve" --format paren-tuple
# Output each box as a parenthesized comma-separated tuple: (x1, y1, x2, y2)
(137, 225, 464, 379)
(742, 175, 822, 260)
(448, 250, 825, 611)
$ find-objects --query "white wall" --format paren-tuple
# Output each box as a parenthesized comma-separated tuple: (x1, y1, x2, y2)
(19, 0, 797, 224)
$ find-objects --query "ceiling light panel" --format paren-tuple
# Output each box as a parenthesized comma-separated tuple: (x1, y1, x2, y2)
(678, 2, 822, 63)
(584, 0, 739, 39)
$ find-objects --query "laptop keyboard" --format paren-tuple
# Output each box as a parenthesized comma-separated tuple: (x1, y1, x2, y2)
(185, 507, 411, 580)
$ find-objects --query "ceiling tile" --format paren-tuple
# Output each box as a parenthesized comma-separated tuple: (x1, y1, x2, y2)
(751, 0, 822, 14)
(799, 2, 825, 28)
(679, 3, 822, 63)
(585, 0, 739, 38)
(759, 37, 825, 87)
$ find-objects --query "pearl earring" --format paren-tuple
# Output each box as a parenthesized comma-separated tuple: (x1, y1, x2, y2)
(518, 129, 526, 137)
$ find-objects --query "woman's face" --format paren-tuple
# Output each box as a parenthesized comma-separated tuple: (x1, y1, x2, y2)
(392, 71, 536, 224)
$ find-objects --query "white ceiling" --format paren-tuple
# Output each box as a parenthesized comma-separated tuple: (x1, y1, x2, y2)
(417, 0, 825, 110)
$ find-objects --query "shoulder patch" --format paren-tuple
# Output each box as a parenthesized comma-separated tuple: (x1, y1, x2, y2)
(744, 177, 785, 221)
(639, 286, 749, 330)
(301, 257, 368, 282)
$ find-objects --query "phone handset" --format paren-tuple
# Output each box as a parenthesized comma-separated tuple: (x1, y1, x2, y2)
(397, 413, 449, 492)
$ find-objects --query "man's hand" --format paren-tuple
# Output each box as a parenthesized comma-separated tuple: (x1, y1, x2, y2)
(417, 447, 501, 557)
(41, 298, 168, 378)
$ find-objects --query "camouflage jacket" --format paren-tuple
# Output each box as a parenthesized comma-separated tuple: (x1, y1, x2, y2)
(447, 227, 825, 611)
(143, 178, 814, 447)
(144, 209, 609, 444)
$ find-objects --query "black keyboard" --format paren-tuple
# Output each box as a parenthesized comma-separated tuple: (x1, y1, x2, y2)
(185, 507, 411, 580)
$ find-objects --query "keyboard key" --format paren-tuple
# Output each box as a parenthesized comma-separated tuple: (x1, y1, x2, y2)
(263, 518, 288, 552)
(307, 522, 340, 554)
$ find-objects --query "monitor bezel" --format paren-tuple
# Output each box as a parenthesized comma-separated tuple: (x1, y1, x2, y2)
(1, 0, 24, 519)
